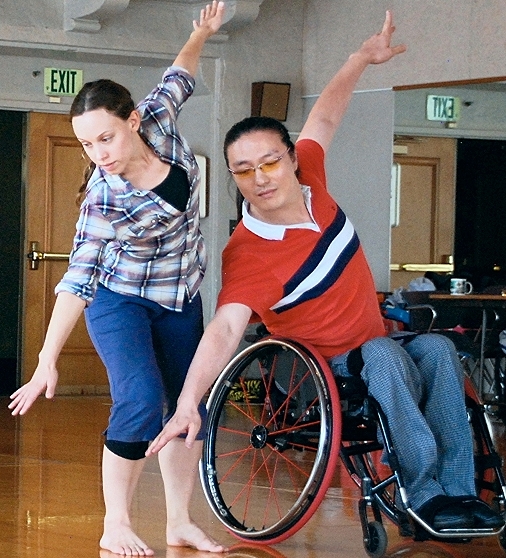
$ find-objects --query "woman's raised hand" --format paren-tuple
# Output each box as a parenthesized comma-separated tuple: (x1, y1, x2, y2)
(193, 1, 226, 39)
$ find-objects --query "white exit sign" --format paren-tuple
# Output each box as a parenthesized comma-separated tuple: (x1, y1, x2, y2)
(44, 68, 83, 96)
(426, 95, 460, 122)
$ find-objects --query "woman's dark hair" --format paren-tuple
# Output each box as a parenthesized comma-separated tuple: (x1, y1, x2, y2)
(70, 79, 135, 119)
(223, 116, 295, 167)
(71, 79, 135, 205)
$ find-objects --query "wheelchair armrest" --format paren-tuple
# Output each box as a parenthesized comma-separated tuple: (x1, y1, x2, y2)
(405, 303, 438, 333)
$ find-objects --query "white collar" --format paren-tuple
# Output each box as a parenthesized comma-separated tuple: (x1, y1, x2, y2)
(242, 185, 320, 240)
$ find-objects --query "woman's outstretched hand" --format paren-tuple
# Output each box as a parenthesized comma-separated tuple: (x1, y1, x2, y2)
(8, 362, 58, 416)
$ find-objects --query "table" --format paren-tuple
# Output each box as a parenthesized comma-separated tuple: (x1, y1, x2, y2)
(428, 293, 506, 402)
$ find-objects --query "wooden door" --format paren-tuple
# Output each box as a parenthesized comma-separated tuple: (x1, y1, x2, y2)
(390, 136, 457, 290)
(22, 112, 107, 393)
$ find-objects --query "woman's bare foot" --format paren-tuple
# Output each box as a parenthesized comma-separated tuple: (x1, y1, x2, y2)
(167, 521, 228, 552)
(100, 522, 155, 556)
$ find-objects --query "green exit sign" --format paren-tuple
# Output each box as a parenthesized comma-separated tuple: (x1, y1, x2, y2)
(426, 95, 460, 122)
(44, 68, 83, 96)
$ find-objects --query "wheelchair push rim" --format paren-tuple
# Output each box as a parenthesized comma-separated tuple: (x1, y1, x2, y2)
(200, 337, 342, 544)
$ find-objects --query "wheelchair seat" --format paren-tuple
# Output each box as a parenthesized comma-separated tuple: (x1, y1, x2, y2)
(200, 335, 506, 557)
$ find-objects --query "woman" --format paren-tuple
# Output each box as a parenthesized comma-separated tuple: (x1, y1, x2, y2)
(9, 2, 226, 555)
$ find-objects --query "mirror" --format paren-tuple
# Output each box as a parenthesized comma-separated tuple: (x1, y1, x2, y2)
(391, 78, 506, 291)
(394, 78, 506, 141)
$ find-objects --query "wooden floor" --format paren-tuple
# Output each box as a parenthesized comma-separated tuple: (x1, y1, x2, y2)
(1, 395, 506, 558)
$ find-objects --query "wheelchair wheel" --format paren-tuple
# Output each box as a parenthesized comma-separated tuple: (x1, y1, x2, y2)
(201, 337, 342, 544)
(500, 527, 506, 553)
(364, 521, 388, 558)
(340, 377, 506, 540)
(341, 426, 400, 528)
(465, 378, 506, 508)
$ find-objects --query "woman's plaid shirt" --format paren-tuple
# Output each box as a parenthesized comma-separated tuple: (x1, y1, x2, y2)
(55, 66, 206, 311)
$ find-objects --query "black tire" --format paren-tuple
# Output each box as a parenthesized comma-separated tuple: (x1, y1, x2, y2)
(500, 527, 506, 553)
(340, 377, 506, 539)
(364, 521, 388, 558)
(465, 384, 505, 510)
(200, 337, 342, 544)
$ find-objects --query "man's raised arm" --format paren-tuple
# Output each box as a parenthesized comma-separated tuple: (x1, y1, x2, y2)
(298, 10, 406, 153)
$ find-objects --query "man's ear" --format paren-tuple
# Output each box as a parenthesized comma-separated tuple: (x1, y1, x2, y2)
(291, 150, 299, 172)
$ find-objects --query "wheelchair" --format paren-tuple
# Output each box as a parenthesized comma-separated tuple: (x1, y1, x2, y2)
(200, 333, 506, 557)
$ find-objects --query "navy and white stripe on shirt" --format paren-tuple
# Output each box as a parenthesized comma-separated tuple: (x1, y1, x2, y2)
(270, 210, 359, 314)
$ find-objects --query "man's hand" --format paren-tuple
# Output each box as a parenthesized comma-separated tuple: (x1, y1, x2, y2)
(146, 404, 202, 456)
(358, 10, 407, 65)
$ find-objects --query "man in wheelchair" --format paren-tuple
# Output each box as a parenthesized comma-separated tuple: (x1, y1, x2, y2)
(147, 11, 503, 538)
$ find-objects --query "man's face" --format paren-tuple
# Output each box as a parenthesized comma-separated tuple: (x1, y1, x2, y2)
(227, 130, 302, 225)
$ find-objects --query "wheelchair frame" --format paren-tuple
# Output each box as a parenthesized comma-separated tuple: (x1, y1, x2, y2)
(200, 336, 506, 557)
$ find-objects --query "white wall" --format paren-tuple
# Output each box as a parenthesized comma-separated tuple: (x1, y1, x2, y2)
(2, 0, 506, 314)
(301, 0, 506, 290)
(0, 0, 305, 322)
(303, 0, 506, 94)
(327, 90, 395, 290)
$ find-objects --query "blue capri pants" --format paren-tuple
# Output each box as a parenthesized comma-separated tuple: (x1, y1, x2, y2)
(84, 284, 206, 445)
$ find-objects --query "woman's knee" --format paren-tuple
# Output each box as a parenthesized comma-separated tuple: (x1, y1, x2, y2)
(105, 439, 149, 460)
(108, 395, 164, 441)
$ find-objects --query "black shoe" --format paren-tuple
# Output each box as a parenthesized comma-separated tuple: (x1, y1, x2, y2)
(457, 497, 505, 529)
(415, 495, 474, 531)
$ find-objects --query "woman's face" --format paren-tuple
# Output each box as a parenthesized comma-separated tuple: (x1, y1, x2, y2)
(226, 130, 300, 225)
(72, 108, 140, 176)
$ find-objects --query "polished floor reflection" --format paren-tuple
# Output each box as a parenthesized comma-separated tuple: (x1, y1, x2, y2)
(1, 395, 506, 558)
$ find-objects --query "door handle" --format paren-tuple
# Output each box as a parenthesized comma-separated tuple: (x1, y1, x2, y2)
(27, 241, 70, 270)
(390, 263, 454, 273)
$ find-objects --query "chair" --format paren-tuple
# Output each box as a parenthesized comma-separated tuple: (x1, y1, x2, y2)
(200, 334, 506, 557)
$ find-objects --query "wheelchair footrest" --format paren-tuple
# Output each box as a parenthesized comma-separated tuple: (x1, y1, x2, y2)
(407, 508, 505, 541)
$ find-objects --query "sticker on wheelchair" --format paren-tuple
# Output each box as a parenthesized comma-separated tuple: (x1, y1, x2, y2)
(227, 379, 266, 403)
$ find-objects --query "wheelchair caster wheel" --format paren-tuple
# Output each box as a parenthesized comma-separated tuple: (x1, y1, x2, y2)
(499, 525, 506, 553)
(364, 521, 388, 558)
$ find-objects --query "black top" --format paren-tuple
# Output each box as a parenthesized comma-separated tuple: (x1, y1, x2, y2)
(152, 164, 190, 212)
